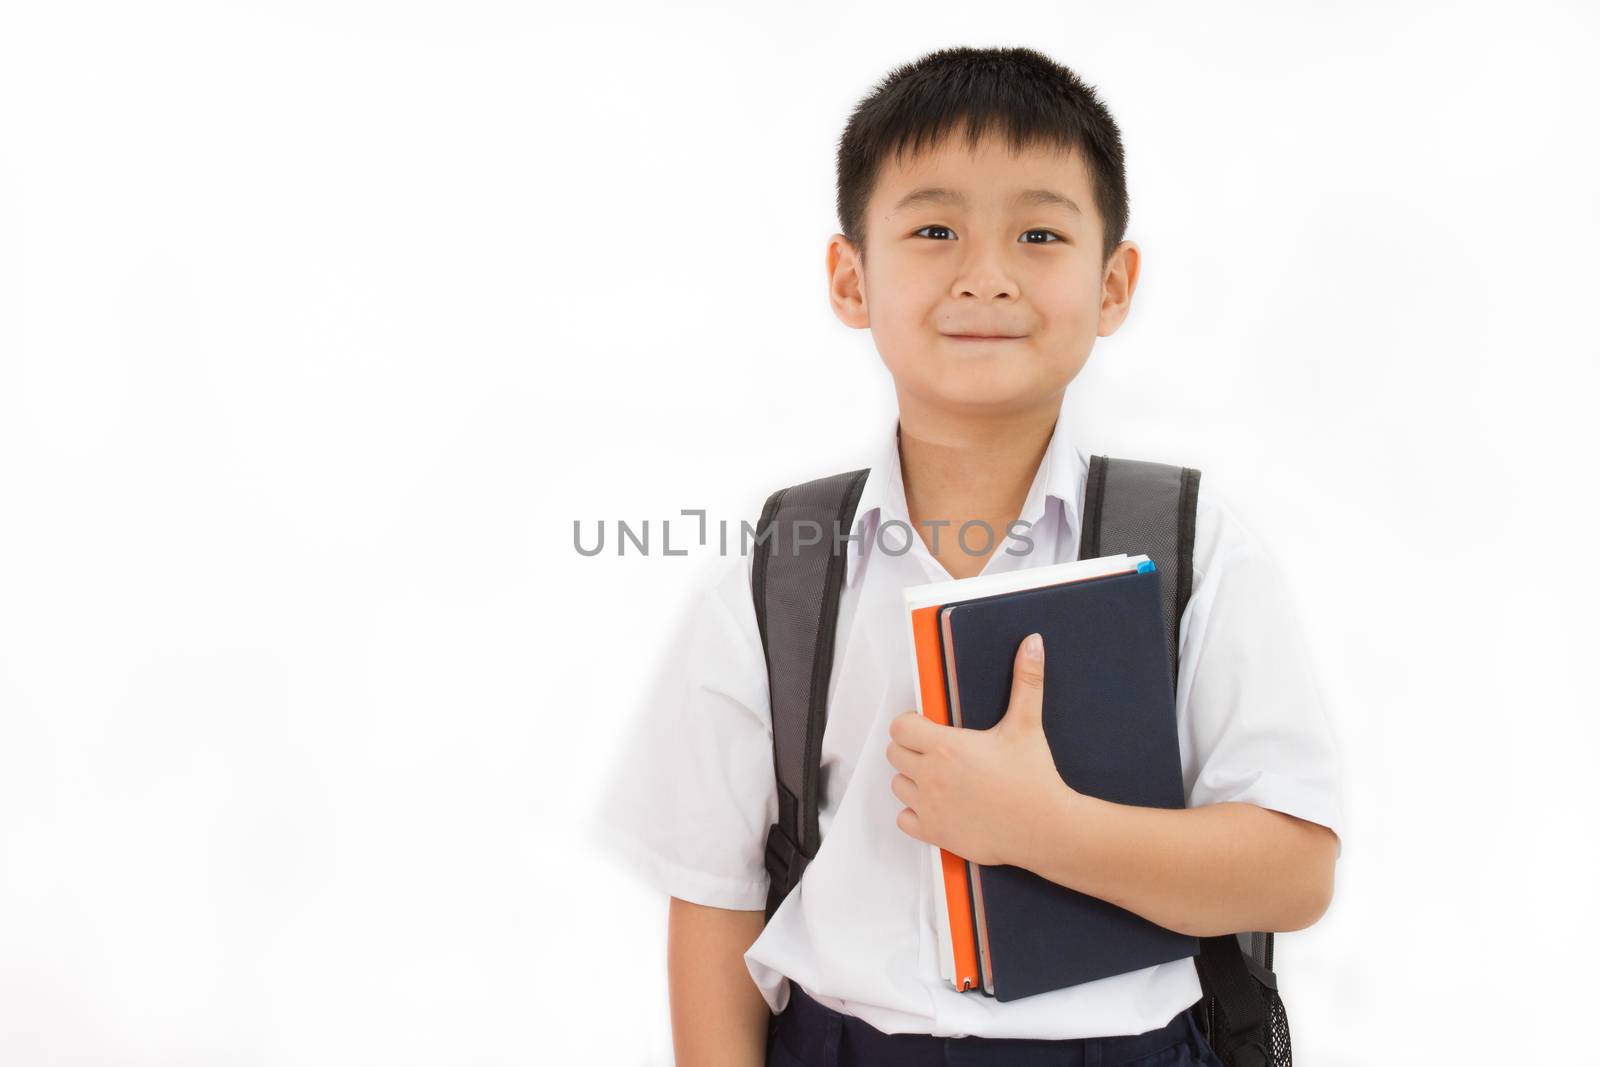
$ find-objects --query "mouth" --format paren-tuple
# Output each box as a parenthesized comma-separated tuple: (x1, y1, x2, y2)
(942, 334, 1027, 342)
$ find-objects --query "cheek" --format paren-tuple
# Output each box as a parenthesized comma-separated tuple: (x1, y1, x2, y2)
(867, 293, 938, 376)
(1036, 273, 1102, 326)
(870, 283, 928, 330)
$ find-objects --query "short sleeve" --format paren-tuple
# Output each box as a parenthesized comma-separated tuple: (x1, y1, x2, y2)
(1176, 487, 1346, 859)
(589, 551, 778, 910)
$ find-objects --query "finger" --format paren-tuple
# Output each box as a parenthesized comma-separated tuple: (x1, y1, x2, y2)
(887, 709, 942, 753)
(889, 772, 919, 808)
(895, 806, 924, 841)
(1004, 632, 1046, 729)
(885, 739, 927, 777)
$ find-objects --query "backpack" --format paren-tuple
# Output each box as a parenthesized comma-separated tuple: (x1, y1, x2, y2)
(750, 455, 1292, 1067)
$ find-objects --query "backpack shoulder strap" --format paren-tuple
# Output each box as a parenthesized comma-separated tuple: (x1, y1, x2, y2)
(750, 467, 869, 923)
(1078, 454, 1200, 692)
(1082, 454, 1273, 1067)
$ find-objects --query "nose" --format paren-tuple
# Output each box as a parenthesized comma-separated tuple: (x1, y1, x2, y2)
(940, 236, 1017, 295)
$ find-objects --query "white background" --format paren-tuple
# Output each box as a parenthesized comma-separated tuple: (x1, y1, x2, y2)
(3, 2, 1596, 1064)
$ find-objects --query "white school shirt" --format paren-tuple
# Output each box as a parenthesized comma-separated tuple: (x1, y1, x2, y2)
(592, 408, 1345, 1040)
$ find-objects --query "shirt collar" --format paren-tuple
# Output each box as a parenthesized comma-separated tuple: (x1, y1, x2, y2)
(844, 406, 1086, 587)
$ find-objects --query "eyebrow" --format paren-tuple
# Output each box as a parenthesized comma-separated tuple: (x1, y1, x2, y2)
(891, 186, 1083, 215)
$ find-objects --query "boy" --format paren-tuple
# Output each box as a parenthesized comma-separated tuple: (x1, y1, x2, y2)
(594, 45, 1344, 1067)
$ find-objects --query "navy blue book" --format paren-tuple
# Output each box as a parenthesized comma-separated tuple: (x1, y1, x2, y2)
(937, 563, 1201, 1002)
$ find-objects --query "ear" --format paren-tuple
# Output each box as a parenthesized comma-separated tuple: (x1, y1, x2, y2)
(1097, 239, 1141, 337)
(827, 233, 870, 331)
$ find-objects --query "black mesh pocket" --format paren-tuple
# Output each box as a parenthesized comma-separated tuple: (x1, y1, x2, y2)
(1194, 966, 1293, 1067)
(1264, 984, 1291, 1065)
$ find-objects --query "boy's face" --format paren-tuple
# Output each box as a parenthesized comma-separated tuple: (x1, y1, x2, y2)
(828, 130, 1139, 418)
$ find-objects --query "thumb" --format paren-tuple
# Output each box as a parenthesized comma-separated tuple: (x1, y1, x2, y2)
(1003, 632, 1046, 731)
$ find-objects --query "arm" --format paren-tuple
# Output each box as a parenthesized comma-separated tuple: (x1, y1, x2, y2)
(668, 897, 771, 1067)
(1017, 788, 1339, 938)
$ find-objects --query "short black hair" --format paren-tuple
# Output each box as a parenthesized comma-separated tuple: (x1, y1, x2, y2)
(836, 46, 1129, 270)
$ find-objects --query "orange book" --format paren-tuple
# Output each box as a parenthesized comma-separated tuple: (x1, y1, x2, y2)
(911, 602, 982, 992)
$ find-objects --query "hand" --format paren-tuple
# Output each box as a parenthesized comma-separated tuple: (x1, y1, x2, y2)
(885, 632, 1083, 867)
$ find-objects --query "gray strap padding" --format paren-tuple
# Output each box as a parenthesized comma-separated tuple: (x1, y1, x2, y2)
(751, 467, 868, 921)
(1078, 455, 1199, 692)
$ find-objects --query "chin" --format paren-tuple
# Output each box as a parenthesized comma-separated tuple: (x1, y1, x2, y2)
(916, 377, 1045, 414)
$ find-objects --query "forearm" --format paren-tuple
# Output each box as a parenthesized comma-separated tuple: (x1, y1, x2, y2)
(1015, 786, 1337, 938)
(667, 897, 771, 1067)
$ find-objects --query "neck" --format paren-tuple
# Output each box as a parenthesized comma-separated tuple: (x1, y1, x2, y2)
(894, 391, 1063, 566)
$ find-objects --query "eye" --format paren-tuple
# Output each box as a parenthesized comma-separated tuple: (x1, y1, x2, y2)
(1021, 229, 1064, 244)
(913, 224, 956, 240)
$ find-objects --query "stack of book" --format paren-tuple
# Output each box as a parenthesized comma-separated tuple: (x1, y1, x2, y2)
(902, 553, 1201, 1002)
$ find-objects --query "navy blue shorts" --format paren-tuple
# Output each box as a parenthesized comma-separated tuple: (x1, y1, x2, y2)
(766, 982, 1227, 1067)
